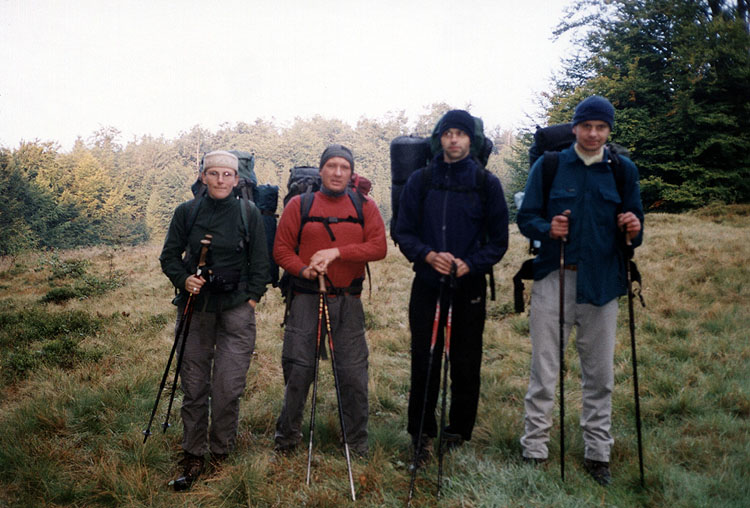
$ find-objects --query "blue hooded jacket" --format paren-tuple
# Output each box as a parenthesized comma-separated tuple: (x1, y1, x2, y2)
(517, 145, 644, 305)
(394, 154, 509, 287)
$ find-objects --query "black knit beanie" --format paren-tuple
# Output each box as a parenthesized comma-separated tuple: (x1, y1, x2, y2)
(319, 144, 354, 172)
(437, 110, 475, 145)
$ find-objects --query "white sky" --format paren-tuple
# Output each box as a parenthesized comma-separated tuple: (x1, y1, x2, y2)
(0, 0, 572, 150)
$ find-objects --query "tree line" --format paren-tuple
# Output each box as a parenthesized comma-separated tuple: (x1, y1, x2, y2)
(2, 0, 748, 256)
(0, 106, 516, 256)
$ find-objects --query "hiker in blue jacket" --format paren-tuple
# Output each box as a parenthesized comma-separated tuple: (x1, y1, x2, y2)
(517, 95, 644, 485)
(395, 109, 509, 466)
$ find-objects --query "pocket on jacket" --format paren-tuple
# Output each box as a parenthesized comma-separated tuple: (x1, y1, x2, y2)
(549, 187, 577, 214)
(597, 186, 622, 224)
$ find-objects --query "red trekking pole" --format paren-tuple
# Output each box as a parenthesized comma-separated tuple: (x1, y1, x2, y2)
(437, 263, 457, 497)
(407, 275, 446, 506)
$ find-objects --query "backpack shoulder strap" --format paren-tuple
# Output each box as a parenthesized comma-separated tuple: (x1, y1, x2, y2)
(297, 191, 316, 246)
(608, 150, 626, 202)
(185, 188, 206, 235)
(239, 195, 253, 244)
(346, 187, 365, 225)
(540, 151, 560, 217)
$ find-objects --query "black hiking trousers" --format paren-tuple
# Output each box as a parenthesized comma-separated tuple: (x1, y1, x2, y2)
(407, 273, 486, 442)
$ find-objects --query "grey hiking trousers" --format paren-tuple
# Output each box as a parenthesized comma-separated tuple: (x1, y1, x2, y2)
(520, 270, 618, 463)
(178, 302, 256, 457)
(275, 293, 369, 455)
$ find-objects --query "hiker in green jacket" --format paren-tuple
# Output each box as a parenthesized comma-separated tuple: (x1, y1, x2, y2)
(159, 150, 269, 490)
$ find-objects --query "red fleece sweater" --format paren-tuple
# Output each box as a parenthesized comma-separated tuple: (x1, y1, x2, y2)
(273, 191, 387, 289)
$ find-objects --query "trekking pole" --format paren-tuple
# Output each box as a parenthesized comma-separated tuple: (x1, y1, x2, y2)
(437, 263, 457, 498)
(407, 275, 446, 507)
(625, 235, 645, 487)
(558, 211, 570, 482)
(320, 275, 356, 501)
(161, 235, 212, 434)
(143, 235, 211, 442)
(305, 276, 326, 486)
(143, 302, 186, 442)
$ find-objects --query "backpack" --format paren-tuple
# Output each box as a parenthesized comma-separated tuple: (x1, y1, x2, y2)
(512, 123, 640, 313)
(390, 135, 432, 243)
(389, 113, 498, 299)
(283, 166, 321, 207)
(186, 150, 279, 287)
(278, 168, 372, 326)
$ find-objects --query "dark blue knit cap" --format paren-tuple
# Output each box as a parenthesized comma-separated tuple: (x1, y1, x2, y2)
(572, 95, 615, 129)
(438, 110, 475, 144)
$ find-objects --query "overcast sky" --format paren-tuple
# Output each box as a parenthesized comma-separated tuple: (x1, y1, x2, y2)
(1, 0, 573, 150)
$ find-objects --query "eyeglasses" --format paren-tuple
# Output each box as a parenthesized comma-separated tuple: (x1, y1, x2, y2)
(205, 170, 237, 179)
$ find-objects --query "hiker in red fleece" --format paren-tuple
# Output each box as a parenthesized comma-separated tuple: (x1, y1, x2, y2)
(273, 144, 386, 458)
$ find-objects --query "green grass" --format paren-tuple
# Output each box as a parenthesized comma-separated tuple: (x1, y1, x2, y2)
(0, 207, 749, 507)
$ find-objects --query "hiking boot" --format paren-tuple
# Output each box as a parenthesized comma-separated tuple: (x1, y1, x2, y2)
(408, 437, 433, 472)
(348, 441, 369, 460)
(440, 429, 464, 451)
(209, 452, 228, 471)
(522, 453, 548, 466)
(170, 452, 204, 492)
(584, 458, 611, 486)
(273, 440, 298, 455)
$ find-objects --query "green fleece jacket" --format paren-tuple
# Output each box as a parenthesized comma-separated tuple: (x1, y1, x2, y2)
(159, 194, 269, 312)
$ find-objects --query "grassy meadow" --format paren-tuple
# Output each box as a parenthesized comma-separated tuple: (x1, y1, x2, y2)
(0, 205, 748, 507)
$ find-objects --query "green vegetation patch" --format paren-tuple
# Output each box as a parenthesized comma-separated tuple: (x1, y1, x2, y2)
(0, 308, 103, 383)
(36, 254, 90, 281)
(41, 273, 124, 304)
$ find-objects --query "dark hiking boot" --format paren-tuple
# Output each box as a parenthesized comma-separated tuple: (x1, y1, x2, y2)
(273, 440, 298, 455)
(349, 443, 369, 460)
(408, 437, 433, 472)
(440, 430, 464, 451)
(170, 452, 204, 492)
(584, 458, 611, 486)
(209, 453, 228, 471)
(522, 454, 548, 466)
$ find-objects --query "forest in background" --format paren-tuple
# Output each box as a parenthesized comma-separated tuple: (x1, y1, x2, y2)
(1, 0, 748, 257)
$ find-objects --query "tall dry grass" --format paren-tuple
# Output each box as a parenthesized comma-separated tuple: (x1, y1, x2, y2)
(0, 205, 748, 507)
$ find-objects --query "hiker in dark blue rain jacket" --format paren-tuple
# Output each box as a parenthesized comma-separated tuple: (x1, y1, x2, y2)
(517, 95, 644, 486)
(394, 109, 508, 467)
(517, 144, 643, 305)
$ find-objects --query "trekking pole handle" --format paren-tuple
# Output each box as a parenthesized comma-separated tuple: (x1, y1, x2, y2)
(195, 235, 212, 277)
(318, 274, 326, 294)
(561, 210, 571, 243)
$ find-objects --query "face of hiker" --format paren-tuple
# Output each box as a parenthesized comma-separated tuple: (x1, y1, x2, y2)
(320, 156, 352, 193)
(572, 120, 611, 156)
(201, 166, 239, 199)
(441, 128, 471, 163)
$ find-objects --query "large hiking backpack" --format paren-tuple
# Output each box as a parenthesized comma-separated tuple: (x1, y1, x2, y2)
(389, 114, 498, 299)
(283, 166, 321, 207)
(512, 123, 640, 313)
(391, 115, 495, 244)
(278, 168, 371, 326)
(187, 150, 280, 286)
(390, 135, 432, 243)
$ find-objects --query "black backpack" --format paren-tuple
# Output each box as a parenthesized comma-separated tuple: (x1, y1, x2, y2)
(389, 115, 498, 300)
(512, 124, 640, 313)
(283, 166, 321, 207)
